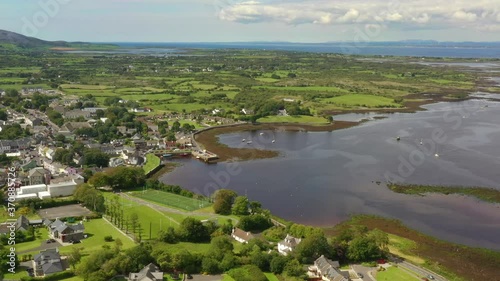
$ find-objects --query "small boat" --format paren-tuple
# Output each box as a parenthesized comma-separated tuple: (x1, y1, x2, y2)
(272, 140, 276, 143)
(260, 133, 264, 136)
(242, 139, 246, 142)
(247, 141, 252, 144)
(434, 153, 439, 158)
(396, 137, 401, 141)
(420, 139, 423, 145)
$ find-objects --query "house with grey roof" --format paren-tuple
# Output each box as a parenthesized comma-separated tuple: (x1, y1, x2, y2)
(128, 263, 163, 281)
(231, 228, 255, 244)
(32, 248, 64, 277)
(47, 219, 85, 243)
(278, 234, 302, 255)
(309, 255, 349, 281)
(16, 215, 31, 232)
(28, 167, 50, 185)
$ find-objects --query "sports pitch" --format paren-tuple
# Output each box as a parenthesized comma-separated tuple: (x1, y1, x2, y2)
(131, 190, 211, 211)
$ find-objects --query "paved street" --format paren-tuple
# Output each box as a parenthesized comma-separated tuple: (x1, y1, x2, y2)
(396, 260, 445, 281)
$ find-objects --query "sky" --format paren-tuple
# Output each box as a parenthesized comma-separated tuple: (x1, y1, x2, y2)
(0, 0, 499, 42)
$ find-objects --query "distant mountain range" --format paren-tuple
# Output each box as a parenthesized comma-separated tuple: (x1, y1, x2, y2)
(1, 29, 499, 50)
(0, 29, 69, 48)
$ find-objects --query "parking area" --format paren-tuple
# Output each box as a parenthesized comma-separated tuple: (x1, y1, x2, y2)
(37, 204, 93, 219)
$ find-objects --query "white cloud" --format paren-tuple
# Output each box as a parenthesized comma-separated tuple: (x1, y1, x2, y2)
(217, 0, 500, 32)
(452, 10, 477, 22)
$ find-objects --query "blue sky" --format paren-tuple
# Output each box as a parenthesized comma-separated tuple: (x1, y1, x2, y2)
(1, 0, 499, 42)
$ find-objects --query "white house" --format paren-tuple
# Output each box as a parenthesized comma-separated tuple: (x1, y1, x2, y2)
(231, 228, 255, 244)
(48, 180, 79, 197)
(278, 234, 302, 255)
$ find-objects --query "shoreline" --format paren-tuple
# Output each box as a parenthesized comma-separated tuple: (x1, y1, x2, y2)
(194, 121, 359, 162)
(193, 90, 480, 162)
(324, 215, 500, 281)
(386, 183, 500, 204)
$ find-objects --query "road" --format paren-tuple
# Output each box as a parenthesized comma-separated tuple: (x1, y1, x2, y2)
(396, 260, 446, 281)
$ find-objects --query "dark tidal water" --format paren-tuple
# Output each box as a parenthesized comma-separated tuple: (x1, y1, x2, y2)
(161, 99, 500, 250)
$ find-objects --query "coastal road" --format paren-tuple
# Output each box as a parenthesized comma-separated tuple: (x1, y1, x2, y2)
(391, 257, 446, 281)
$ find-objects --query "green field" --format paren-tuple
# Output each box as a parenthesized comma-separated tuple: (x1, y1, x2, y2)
(3, 218, 135, 281)
(257, 115, 329, 124)
(131, 189, 212, 211)
(376, 266, 420, 281)
(143, 153, 161, 174)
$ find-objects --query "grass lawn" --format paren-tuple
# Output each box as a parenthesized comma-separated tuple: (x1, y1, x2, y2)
(131, 189, 212, 211)
(143, 153, 161, 174)
(154, 241, 211, 254)
(257, 115, 329, 124)
(15, 228, 49, 253)
(376, 266, 420, 281)
(264, 272, 280, 281)
(388, 234, 425, 264)
(222, 275, 236, 281)
(58, 218, 136, 256)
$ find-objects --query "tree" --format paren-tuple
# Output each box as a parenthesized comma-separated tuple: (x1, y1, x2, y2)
(73, 184, 106, 213)
(82, 149, 110, 167)
(368, 229, 389, 252)
(171, 121, 181, 132)
(107, 166, 146, 190)
(227, 265, 267, 281)
(124, 245, 154, 273)
(166, 132, 176, 142)
(0, 109, 7, 120)
(157, 227, 178, 244)
(347, 236, 382, 262)
(220, 252, 237, 272)
(201, 256, 220, 274)
(172, 250, 196, 273)
(213, 189, 237, 215)
(237, 214, 273, 232)
(130, 213, 139, 235)
(232, 196, 250, 216)
(68, 247, 82, 270)
(177, 217, 210, 243)
(294, 233, 332, 263)
(283, 259, 304, 278)
(88, 172, 111, 188)
(249, 201, 262, 214)
(251, 246, 271, 271)
(208, 236, 234, 260)
(270, 255, 288, 274)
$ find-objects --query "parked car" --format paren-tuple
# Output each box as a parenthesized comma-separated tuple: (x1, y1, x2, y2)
(427, 275, 435, 280)
(186, 274, 193, 279)
(357, 273, 364, 278)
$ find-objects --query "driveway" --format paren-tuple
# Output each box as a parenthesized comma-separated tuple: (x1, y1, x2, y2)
(352, 264, 377, 281)
(188, 275, 223, 281)
(18, 239, 62, 255)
